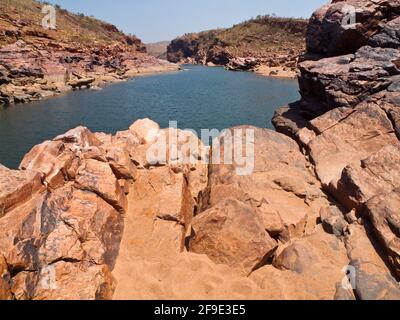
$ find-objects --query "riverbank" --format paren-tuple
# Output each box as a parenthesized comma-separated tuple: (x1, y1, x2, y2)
(0, 0, 180, 106)
(255, 65, 297, 79)
(0, 42, 180, 106)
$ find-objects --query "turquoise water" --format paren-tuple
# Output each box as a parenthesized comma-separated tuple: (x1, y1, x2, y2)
(0, 65, 299, 168)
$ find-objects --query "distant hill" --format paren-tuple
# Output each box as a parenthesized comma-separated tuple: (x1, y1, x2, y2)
(146, 41, 170, 60)
(0, 0, 146, 50)
(167, 15, 308, 74)
(0, 0, 177, 105)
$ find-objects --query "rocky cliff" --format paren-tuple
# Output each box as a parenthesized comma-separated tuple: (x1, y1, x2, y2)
(167, 16, 307, 77)
(0, 0, 400, 300)
(0, 0, 178, 105)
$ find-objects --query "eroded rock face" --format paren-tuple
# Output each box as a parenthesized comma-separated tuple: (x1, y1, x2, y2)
(0, 165, 43, 217)
(273, 0, 400, 296)
(344, 224, 400, 300)
(364, 190, 400, 278)
(0, 255, 12, 300)
(204, 127, 328, 242)
(307, 0, 400, 57)
(0, 125, 130, 300)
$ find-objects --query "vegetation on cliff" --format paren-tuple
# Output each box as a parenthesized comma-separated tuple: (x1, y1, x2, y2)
(0, 0, 177, 105)
(167, 15, 307, 73)
(0, 0, 145, 50)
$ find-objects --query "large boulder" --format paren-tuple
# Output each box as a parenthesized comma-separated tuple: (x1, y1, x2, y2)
(75, 159, 128, 214)
(0, 124, 131, 300)
(205, 127, 328, 241)
(129, 118, 160, 145)
(189, 198, 277, 275)
(0, 184, 123, 300)
(336, 144, 400, 210)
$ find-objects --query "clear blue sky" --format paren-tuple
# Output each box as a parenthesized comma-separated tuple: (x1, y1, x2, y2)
(47, 0, 327, 43)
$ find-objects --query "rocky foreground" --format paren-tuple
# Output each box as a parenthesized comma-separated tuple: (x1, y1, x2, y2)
(1, 0, 400, 300)
(0, 0, 178, 105)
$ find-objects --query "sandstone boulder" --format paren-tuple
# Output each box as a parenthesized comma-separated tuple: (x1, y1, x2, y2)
(129, 118, 160, 145)
(190, 198, 277, 275)
(54, 126, 101, 147)
(251, 226, 350, 300)
(320, 206, 348, 237)
(19, 140, 75, 189)
(206, 127, 327, 241)
(0, 165, 42, 217)
(75, 159, 127, 214)
(0, 182, 123, 300)
(336, 144, 400, 210)
(226, 57, 260, 71)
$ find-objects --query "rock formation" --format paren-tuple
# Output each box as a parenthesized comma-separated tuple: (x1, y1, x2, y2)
(167, 16, 307, 77)
(1, 0, 400, 300)
(0, 0, 178, 106)
(273, 0, 400, 293)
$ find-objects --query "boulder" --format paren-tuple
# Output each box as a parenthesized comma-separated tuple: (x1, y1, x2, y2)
(336, 144, 400, 210)
(190, 198, 277, 275)
(19, 140, 75, 189)
(132, 166, 191, 223)
(0, 165, 42, 217)
(0, 183, 123, 300)
(320, 206, 348, 237)
(68, 77, 95, 89)
(129, 118, 160, 145)
(225, 57, 260, 71)
(251, 226, 350, 300)
(54, 126, 101, 147)
(75, 159, 127, 214)
(206, 127, 327, 241)
(307, 102, 398, 189)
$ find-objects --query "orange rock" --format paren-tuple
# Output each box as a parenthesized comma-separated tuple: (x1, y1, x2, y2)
(364, 190, 400, 279)
(75, 159, 127, 214)
(190, 198, 277, 276)
(206, 127, 326, 241)
(19, 140, 75, 189)
(129, 118, 160, 145)
(344, 224, 400, 300)
(0, 165, 42, 216)
(0, 255, 12, 300)
(54, 126, 101, 147)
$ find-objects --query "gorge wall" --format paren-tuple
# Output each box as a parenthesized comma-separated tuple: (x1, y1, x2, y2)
(167, 16, 307, 77)
(0, 0, 178, 105)
(0, 0, 400, 300)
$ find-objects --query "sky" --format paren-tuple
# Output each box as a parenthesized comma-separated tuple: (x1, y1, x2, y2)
(47, 0, 328, 43)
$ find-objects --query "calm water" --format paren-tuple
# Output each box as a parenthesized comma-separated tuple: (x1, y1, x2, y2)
(0, 65, 299, 168)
